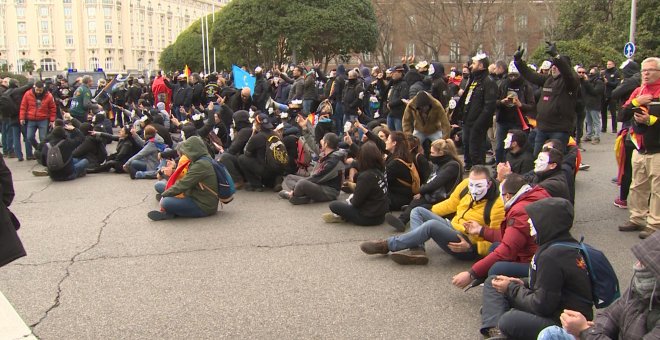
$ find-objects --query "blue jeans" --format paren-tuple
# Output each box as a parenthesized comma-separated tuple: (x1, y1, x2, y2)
(537, 326, 573, 340)
(413, 130, 443, 148)
(533, 130, 569, 157)
(4, 122, 22, 159)
(154, 180, 167, 194)
(495, 121, 521, 164)
(584, 109, 601, 139)
(161, 196, 208, 218)
(66, 158, 89, 180)
(388, 207, 477, 260)
(387, 116, 402, 132)
(302, 99, 314, 115)
(1, 121, 14, 154)
(333, 103, 344, 136)
(26, 120, 49, 157)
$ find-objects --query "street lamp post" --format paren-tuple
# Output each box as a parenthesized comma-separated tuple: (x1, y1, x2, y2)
(629, 0, 636, 44)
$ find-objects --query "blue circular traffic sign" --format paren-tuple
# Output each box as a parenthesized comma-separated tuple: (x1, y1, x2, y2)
(624, 42, 635, 59)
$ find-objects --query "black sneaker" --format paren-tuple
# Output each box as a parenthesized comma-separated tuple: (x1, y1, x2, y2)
(385, 213, 406, 232)
(155, 193, 162, 201)
(147, 210, 174, 221)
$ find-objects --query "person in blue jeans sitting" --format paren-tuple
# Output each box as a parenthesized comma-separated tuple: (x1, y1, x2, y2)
(148, 136, 219, 221)
(123, 125, 167, 179)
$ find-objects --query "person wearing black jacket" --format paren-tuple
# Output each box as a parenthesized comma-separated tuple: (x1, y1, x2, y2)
(1, 79, 33, 161)
(229, 87, 252, 113)
(429, 62, 450, 108)
(458, 55, 498, 168)
(279, 125, 344, 205)
(513, 43, 580, 156)
(218, 110, 252, 188)
(324, 141, 388, 225)
(480, 197, 593, 340)
(342, 70, 364, 123)
(502, 129, 534, 175)
(603, 60, 621, 133)
(253, 67, 270, 112)
(581, 67, 605, 144)
(189, 73, 205, 109)
(385, 138, 462, 231)
(88, 126, 141, 173)
(167, 75, 192, 121)
(72, 123, 107, 169)
(237, 113, 279, 191)
(44, 125, 88, 181)
(125, 78, 142, 108)
(386, 65, 409, 132)
(494, 63, 535, 163)
(0, 152, 25, 268)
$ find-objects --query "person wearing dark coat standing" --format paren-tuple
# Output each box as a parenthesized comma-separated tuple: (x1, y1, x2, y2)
(0, 154, 26, 268)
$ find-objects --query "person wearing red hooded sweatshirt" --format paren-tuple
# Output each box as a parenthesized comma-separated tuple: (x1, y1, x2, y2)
(152, 71, 172, 114)
(451, 173, 550, 289)
(20, 81, 56, 160)
(617, 57, 660, 240)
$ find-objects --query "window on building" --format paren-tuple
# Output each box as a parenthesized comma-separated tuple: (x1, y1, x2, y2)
(450, 42, 460, 63)
(89, 35, 97, 45)
(473, 14, 484, 31)
(148, 59, 155, 70)
(89, 57, 100, 70)
(87, 6, 96, 17)
(66, 35, 74, 46)
(137, 58, 144, 70)
(16, 7, 25, 18)
(105, 57, 113, 70)
(105, 35, 112, 44)
(67, 62, 75, 69)
(40, 58, 57, 72)
(88, 21, 96, 32)
(16, 58, 28, 73)
(18, 22, 26, 33)
(104, 21, 112, 31)
(40, 7, 49, 17)
(18, 36, 27, 47)
(517, 15, 528, 29)
(65, 21, 73, 32)
(40, 21, 49, 32)
(64, 6, 72, 17)
(41, 35, 51, 46)
(103, 7, 111, 18)
(63, 0, 72, 3)
(496, 15, 504, 32)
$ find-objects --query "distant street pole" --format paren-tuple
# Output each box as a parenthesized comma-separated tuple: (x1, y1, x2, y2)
(201, 15, 207, 74)
(213, 3, 216, 73)
(629, 0, 637, 44)
(205, 14, 210, 75)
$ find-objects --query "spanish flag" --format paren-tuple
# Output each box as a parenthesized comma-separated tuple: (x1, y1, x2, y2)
(183, 65, 191, 78)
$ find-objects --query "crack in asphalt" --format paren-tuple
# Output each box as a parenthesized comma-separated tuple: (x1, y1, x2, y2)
(19, 181, 53, 204)
(28, 195, 150, 335)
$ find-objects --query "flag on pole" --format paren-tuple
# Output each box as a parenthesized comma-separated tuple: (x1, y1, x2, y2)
(232, 65, 255, 96)
(183, 65, 191, 78)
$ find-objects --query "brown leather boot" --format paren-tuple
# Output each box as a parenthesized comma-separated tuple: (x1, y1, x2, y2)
(639, 227, 656, 239)
(618, 221, 644, 232)
(360, 240, 389, 255)
(390, 249, 429, 265)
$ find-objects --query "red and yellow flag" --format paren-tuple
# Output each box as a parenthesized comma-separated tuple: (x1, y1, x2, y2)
(183, 65, 191, 78)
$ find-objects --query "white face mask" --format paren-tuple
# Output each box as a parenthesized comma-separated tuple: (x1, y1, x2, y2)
(528, 217, 537, 237)
(468, 178, 489, 201)
(504, 133, 513, 150)
(499, 182, 507, 203)
(534, 152, 550, 173)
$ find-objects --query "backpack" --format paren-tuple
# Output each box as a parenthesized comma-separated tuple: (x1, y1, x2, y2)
(46, 140, 69, 171)
(199, 156, 235, 204)
(265, 135, 288, 171)
(295, 136, 313, 175)
(0, 89, 19, 119)
(395, 158, 421, 194)
(550, 237, 621, 309)
(458, 185, 498, 225)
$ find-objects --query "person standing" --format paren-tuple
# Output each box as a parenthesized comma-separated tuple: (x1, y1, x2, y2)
(69, 75, 96, 123)
(603, 60, 621, 133)
(19, 81, 56, 161)
(0, 153, 25, 268)
(581, 67, 605, 144)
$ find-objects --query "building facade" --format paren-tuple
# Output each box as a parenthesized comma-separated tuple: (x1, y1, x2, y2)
(0, 0, 228, 76)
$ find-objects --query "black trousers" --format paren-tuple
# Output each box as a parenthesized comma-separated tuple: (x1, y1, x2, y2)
(602, 97, 618, 132)
(397, 197, 433, 224)
(219, 153, 244, 183)
(463, 124, 487, 167)
(620, 139, 634, 200)
(329, 202, 384, 226)
(238, 154, 277, 187)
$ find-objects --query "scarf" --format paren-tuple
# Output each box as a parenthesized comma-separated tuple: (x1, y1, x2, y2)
(632, 262, 657, 305)
(504, 184, 532, 211)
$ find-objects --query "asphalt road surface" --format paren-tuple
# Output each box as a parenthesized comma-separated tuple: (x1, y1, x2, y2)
(0, 131, 639, 339)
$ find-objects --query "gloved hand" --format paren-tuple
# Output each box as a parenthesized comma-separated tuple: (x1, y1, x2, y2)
(545, 41, 559, 58)
(513, 46, 525, 62)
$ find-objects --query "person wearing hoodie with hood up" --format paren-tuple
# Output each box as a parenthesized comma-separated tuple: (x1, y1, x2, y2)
(148, 135, 219, 221)
(155, 102, 171, 129)
(123, 125, 167, 179)
(71, 123, 108, 169)
(539, 230, 660, 340)
(402, 91, 451, 148)
(218, 110, 252, 188)
(429, 62, 450, 108)
(480, 197, 593, 340)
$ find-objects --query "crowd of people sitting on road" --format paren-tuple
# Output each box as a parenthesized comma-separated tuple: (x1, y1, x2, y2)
(0, 42, 658, 339)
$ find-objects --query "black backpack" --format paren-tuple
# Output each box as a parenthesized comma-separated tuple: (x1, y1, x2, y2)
(0, 89, 19, 119)
(46, 140, 69, 171)
(265, 135, 288, 171)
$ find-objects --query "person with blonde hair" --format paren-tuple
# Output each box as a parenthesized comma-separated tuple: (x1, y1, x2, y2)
(386, 138, 463, 231)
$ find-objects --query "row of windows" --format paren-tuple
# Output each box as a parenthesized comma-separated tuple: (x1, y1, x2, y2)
(0, 56, 157, 73)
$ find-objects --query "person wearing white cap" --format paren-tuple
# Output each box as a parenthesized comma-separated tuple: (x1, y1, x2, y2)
(253, 66, 271, 112)
(458, 53, 498, 169)
(512, 43, 580, 156)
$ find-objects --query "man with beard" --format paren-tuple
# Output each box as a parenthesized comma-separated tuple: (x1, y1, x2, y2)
(458, 54, 498, 169)
(19, 81, 56, 160)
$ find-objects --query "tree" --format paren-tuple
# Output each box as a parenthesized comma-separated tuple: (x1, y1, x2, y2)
(555, 0, 660, 62)
(22, 59, 35, 75)
(528, 39, 623, 68)
(159, 21, 204, 72)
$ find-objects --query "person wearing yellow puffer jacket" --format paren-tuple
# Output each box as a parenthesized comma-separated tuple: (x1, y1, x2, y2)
(360, 165, 504, 265)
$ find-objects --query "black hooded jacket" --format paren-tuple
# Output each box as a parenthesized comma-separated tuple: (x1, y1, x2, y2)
(459, 69, 498, 129)
(506, 198, 593, 322)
